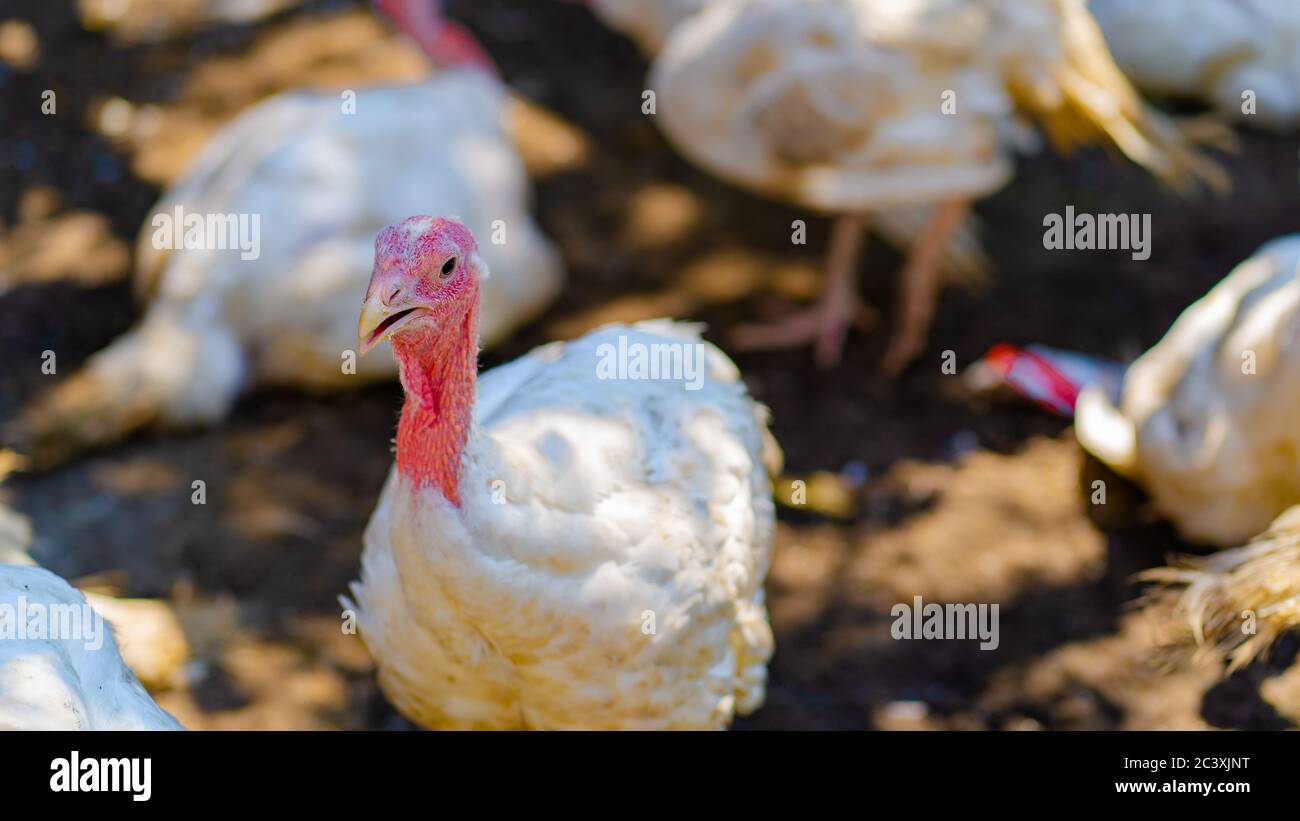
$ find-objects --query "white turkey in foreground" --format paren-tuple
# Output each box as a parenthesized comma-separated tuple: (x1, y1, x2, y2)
(11, 0, 562, 468)
(344, 217, 780, 729)
(0, 565, 182, 730)
(0, 507, 198, 693)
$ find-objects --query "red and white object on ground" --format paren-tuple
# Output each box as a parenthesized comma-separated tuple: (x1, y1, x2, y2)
(965, 343, 1125, 417)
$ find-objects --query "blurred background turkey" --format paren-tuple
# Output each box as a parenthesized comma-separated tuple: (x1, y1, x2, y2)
(2, 0, 1300, 729)
(1088, 0, 1300, 131)
(5, 0, 565, 469)
(650, 0, 1230, 376)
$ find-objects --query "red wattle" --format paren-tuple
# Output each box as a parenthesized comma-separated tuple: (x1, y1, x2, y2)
(392, 298, 480, 505)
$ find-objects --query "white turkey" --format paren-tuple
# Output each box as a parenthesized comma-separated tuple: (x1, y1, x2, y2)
(650, 0, 1227, 374)
(585, 0, 997, 371)
(11, 0, 562, 468)
(344, 216, 781, 729)
(1075, 235, 1300, 547)
(0, 504, 215, 693)
(0, 564, 183, 730)
(1089, 0, 1300, 130)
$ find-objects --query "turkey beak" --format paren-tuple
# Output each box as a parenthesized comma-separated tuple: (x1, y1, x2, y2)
(357, 295, 391, 357)
(359, 286, 427, 355)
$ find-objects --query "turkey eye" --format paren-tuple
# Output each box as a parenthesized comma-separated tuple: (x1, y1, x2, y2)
(440, 257, 457, 277)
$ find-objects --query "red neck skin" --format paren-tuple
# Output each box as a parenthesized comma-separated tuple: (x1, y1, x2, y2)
(391, 297, 480, 506)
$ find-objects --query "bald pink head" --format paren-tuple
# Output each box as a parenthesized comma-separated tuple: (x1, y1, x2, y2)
(358, 216, 484, 355)
(374, 0, 497, 74)
(360, 216, 484, 503)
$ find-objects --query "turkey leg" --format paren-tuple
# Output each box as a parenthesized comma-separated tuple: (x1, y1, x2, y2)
(878, 199, 971, 378)
(730, 213, 872, 369)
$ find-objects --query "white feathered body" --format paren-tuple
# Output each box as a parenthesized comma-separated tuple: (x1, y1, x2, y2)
(1089, 0, 1300, 129)
(651, 0, 1018, 213)
(350, 322, 779, 729)
(640, 0, 1217, 288)
(0, 566, 182, 730)
(1144, 505, 1300, 669)
(1076, 235, 1300, 546)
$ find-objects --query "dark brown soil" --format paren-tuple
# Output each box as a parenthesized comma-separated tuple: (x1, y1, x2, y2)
(2, 0, 1299, 730)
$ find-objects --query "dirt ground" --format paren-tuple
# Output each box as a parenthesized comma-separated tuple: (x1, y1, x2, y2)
(2, 0, 1300, 730)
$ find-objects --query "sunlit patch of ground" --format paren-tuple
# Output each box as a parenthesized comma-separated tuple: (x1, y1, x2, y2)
(0, 187, 130, 291)
(752, 435, 1265, 730)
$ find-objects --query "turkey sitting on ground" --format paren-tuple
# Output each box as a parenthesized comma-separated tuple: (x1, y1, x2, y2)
(1075, 235, 1300, 547)
(1089, 0, 1300, 131)
(9, 0, 561, 469)
(344, 216, 781, 729)
(0, 564, 182, 730)
(650, 0, 1228, 375)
